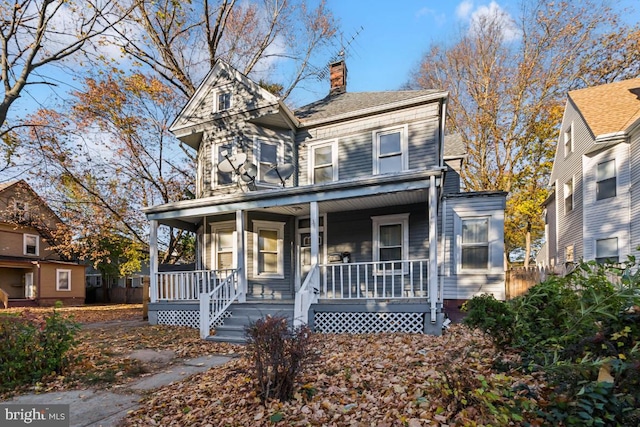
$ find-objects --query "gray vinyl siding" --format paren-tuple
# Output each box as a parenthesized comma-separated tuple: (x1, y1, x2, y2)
(441, 193, 506, 300)
(630, 129, 640, 260)
(324, 203, 430, 263)
(554, 102, 587, 264)
(546, 195, 557, 266)
(582, 144, 631, 261)
(296, 103, 441, 186)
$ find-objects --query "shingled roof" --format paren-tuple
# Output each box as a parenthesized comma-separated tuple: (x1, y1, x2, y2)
(568, 78, 640, 138)
(294, 90, 444, 124)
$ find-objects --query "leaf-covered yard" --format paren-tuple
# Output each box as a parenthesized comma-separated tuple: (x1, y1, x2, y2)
(122, 326, 547, 426)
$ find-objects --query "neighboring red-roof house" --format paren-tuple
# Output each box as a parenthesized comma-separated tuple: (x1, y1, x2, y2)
(0, 180, 85, 308)
(538, 78, 640, 268)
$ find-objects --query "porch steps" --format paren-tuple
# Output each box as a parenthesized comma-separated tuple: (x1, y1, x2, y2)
(5, 299, 38, 308)
(206, 301, 295, 344)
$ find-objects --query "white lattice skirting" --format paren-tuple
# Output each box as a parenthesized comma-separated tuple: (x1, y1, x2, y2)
(156, 310, 230, 329)
(314, 311, 425, 334)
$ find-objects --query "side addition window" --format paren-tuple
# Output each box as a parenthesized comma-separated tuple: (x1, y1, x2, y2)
(596, 159, 616, 200)
(372, 214, 409, 272)
(23, 234, 39, 256)
(309, 141, 338, 184)
(373, 126, 407, 175)
(56, 269, 71, 291)
(461, 218, 489, 270)
(253, 220, 284, 278)
(595, 238, 618, 264)
(564, 178, 574, 214)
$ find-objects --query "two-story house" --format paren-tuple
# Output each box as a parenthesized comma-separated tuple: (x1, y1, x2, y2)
(539, 78, 640, 268)
(0, 180, 85, 307)
(144, 60, 506, 341)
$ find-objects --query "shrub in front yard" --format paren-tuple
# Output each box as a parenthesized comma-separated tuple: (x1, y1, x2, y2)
(0, 309, 79, 392)
(245, 316, 313, 403)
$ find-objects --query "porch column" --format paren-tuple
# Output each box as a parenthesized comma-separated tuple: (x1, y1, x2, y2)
(429, 175, 438, 323)
(310, 201, 319, 266)
(236, 209, 247, 303)
(149, 220, 158, 303)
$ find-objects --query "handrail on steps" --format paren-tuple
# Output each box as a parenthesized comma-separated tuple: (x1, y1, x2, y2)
(199, 269, 239, 339)
(294, 264, 319, 327)
(0, 287, 8, 309)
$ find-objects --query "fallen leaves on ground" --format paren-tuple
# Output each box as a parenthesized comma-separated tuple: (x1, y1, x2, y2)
(122, 325, 548, 426)
(3, 304, 143, 323)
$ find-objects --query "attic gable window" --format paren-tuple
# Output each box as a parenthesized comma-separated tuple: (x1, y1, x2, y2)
(564, 123, 573, 157)
(24, 234, 39, 256)
(13, 201, 29, 221)
(596, 159, 616, 200)
(373, 125, 408, 175)
(215, 91, 231, 112)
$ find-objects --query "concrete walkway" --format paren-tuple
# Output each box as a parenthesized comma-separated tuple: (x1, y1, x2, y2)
(5, 354, 234, 427)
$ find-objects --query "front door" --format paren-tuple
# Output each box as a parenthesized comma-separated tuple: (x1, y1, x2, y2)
(296, 216, 325, 290)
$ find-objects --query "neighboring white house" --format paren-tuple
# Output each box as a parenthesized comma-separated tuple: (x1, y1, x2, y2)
(539, 78, 640, 268)
(144, 60, 506, 341)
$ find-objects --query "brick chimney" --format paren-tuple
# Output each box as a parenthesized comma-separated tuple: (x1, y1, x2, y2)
(329, 60, 347, 95)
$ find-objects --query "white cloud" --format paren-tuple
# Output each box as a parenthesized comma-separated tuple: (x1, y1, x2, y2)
(415, 7, 446, 27)
(456, 1, 474, 20)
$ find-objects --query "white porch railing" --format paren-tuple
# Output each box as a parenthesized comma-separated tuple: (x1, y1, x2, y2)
(155, 269, 236, 301)
(294, 264, 320, 327)
(199, 269, 240, 338)
(319, 259, 430, 299)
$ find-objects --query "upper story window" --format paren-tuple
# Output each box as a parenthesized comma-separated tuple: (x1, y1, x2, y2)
(373, 125, 408, 175)
(309, 140, 338, 184)
(564, 178, 574, 214)
(372, 213, 409, 272)
(214, 144, 235, 186)
(596, 159, 616, 200)
(216, 91, 231, 112)
(253, 220, 284, 278)
(595, 237, 618, 264)
(14, 201, 29, 221)
(23, 234, 39, 256)
(461, 217, 489, 270)
(256, 139, 279, 183)
(564, 123, 573, 157)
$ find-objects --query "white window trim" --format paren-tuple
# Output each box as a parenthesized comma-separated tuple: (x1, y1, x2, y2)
(372, 124, 409, 175)
(565, 245, 575, 263)
(210, 221, 237, 271)
(458, 216, 491, 272)
(56, 269, 72, 291)
(595, 158, 616, 201)
(253, 220, 285, 279)
(254, 137, 283, 186)
(593, 235, 622, 264)
(23, 234, 39, 256)
(307, 140, 338, 184)
(564, 176, 574, 215)
(371, 213, 410, 274)
(211, 138, 237, 188)
(213, 85, 233, 112)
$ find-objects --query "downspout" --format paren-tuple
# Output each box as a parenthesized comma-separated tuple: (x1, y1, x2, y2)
(439, 97, 448, 169)
(149, 220, 158, 303)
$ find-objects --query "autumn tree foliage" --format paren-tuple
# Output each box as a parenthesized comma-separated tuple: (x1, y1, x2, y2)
(409, 0, 640, 265)
(25, 73, 193, 271)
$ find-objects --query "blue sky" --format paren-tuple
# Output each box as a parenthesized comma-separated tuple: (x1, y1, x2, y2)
(289, 0, 640, 105)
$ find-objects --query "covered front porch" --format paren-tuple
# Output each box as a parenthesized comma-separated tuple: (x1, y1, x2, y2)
(145, 171, 446, 339)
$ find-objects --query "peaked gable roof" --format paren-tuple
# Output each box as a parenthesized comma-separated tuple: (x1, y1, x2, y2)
(568, 78, 640, 138)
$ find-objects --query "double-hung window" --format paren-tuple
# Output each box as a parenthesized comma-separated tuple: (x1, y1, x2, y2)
(214, 143, 234, 186)
(216, 91, 231, 112)
(256, 139, 279, 183)
(253, 220, 284, 278)
(564, 123, 573, 157)
(56, 269, 71, 291)
(24, 234, 39, 256)
(595, 237, 618, 264)
(372, 214, 409, 272)
(309, 141, 338, 184)
(564, 178, 574, 214)
(373, 125, 407, 174)
(596, 159, 616, 200)
(211, 222, 236, 271)
(461, 218, 489, 270)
